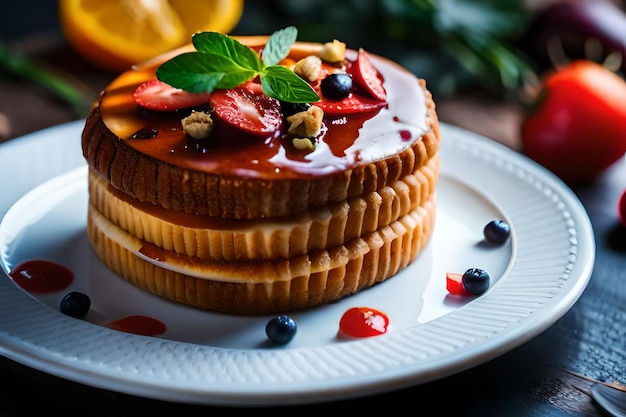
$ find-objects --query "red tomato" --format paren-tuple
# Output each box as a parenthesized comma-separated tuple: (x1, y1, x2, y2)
(338, 306, 389, 338)
(618, 188, 626, 227)
(521, 60, 626, 184)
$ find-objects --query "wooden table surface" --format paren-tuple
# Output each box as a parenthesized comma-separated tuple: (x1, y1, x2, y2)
(1, 24, 625, 417)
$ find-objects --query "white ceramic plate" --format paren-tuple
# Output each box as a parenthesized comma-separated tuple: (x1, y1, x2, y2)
(0, 121, 594, 406)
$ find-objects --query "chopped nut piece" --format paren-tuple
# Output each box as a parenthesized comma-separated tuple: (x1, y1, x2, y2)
(320, 40, 346, 63)
(292, 137, 316, 151)
(287, 105, 324, 138)
(182, 111, 214, 139)
(294, 55, 322, 81)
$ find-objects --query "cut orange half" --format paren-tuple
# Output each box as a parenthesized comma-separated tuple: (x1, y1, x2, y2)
(59, 0, 244, 72)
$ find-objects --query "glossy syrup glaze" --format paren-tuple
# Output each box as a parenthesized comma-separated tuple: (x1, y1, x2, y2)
(9, 259, 73, 293)
(100, 41, 429, 180)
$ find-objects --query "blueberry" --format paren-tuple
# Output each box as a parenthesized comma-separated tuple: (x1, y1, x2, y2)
(462, 268, 490, 295)
(60, 291, 91, 319)
(265, 315, 297, 345)
(320, 73, 352, 100)
(280, 101, 310, 118)
(484, 219, 510, 245)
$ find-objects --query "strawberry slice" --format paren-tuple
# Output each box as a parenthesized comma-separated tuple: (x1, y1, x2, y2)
(351, 48, 387, 101)
(312, 52, 387, 115)
(446, 272, 473, 296)
(305, 54, 386, 114)
(313, 93, 387, 114)
(210, 81, 282, 136)
(133, 79, 212, 111)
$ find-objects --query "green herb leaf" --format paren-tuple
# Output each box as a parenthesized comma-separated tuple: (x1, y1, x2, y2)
(192, 32, 262, 71)
(156, 27, 321, 103)
(262, 26, 298, 67)
(260, 65, 319, 103)
(156, 52, 257, 92)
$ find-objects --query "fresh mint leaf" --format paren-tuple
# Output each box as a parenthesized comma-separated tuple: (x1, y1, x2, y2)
(157, 27, 321, 103)
(192, 32, 262, 71)
(156, 52, 256, 92)
(260, 65, 319, 103)
(262, 26, 298, 67)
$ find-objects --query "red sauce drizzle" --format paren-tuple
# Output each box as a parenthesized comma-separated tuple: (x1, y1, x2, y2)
(107, 315, 167, 336)
(8, 259, 74, 293)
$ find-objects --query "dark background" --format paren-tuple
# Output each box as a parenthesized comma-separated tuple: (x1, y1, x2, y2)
(0, 1, 625, 416)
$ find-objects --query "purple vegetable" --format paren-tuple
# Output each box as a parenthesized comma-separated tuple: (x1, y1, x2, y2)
(525, 0, 626, 71)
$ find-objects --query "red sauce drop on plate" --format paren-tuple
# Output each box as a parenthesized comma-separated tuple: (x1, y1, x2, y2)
(338, 306, 390, 338)
(107, 315, 167, 336)
(8, 259, 74, 293)
(399, 129, 412, 141)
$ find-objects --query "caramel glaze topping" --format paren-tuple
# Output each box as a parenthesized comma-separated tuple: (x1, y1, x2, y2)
(99, 41, 430, 181)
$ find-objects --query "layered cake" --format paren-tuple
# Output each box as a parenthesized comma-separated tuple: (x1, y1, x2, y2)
(82, 28, 440, 315)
